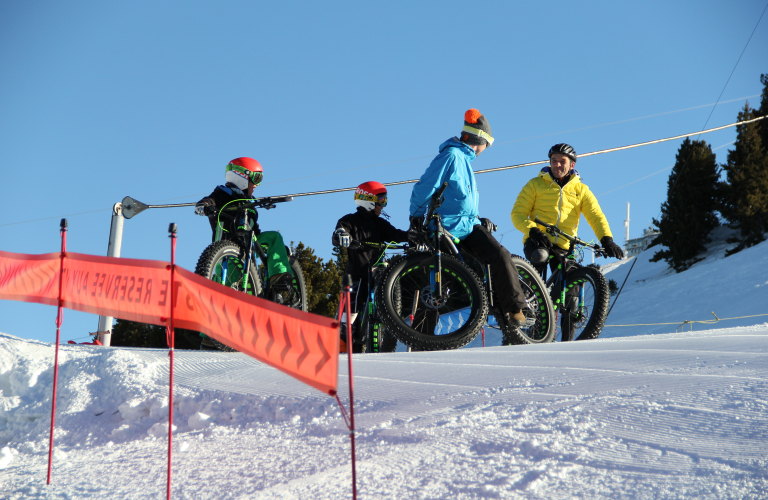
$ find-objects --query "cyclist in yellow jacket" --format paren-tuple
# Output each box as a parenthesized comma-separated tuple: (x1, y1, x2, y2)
(511, 143, 624, 340)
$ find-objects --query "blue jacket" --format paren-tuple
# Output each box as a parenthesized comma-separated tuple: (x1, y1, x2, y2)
(409, 137, 480, 240)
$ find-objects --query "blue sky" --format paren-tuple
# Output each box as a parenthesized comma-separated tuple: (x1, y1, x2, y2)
(1, 1, 766, 343)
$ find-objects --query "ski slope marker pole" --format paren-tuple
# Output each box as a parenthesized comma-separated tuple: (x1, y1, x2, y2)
(166, 223, 177, 500)
(47, 219, 67, 485)
(333, 275, 358, 500)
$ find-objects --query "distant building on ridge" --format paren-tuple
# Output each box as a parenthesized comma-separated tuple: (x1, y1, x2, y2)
(625, 227, 660, 258)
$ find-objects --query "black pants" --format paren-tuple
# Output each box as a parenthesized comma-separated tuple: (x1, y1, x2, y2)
(523, 239, 569, 278)
(524, 239, 578, 341)
(339, 279, 370, 348)
(460, 225, 527, 314)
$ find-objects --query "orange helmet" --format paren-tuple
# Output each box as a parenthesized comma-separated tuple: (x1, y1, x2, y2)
(225, 157, 263, 190)
(354, 181, 387, 211)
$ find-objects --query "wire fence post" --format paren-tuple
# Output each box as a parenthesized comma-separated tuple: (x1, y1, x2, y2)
(47, 219, 67, 485)
(166, 223, 177, 500)
(333, 275, 358, 500)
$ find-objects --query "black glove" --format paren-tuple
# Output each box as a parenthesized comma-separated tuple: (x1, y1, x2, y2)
(194, 199, 215, 216)
(408, 216, 423, 233)
(600, 236, 624, 259)
(408, 216, 424, 246)
(333, 227, 351, 248)
(479, 218, 497, 233)
(528, 227, 552, 249)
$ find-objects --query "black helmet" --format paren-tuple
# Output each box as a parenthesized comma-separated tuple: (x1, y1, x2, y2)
(548, 143, 577, 162)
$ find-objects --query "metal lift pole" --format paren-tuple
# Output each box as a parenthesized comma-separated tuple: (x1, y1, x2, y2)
(96, 202, 124, 346)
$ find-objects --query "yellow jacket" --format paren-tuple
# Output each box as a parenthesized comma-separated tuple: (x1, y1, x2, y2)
(511, 168, 612, 251)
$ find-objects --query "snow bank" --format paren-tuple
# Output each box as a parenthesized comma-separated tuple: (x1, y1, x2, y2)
(0, 339, 338, 457)
(2, 326, 768, 499)
(598, 230, 767, 338)
(2, 231, 767, 498)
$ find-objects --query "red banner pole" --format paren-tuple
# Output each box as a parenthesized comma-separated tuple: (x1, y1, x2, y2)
(47, 219, 67, 485)
(342, 275, 358, 500)
(167, 223, 177, 500)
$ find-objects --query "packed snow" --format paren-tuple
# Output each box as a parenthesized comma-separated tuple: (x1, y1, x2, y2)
(1, 235, 767, 499)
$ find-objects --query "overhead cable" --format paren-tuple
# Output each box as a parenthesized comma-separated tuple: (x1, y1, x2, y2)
(663, 1, 768, 200)
(281, 115, 767, 199)
(1, 115, 764, 228)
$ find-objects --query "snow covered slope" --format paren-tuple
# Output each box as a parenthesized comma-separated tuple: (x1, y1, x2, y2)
(602, 227, 768, 338)
(1, 232, 767, 499)
(2, 325, 768, 499)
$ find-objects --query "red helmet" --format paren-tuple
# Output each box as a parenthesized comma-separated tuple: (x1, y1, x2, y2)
(225, 157, 263, 190)
(354, 181, 388, 211)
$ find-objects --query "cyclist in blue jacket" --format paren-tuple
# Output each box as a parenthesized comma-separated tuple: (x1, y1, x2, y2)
(409, 109, 527, 334)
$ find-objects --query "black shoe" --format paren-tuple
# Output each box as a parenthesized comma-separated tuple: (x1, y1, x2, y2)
(502, 310, 527, 328)
(200, 336, 218, 351)
(352, 342, 366, 354)
(267, 272, 293, 291)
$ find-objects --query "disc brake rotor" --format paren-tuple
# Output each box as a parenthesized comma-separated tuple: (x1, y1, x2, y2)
(420, 286, 450, 309)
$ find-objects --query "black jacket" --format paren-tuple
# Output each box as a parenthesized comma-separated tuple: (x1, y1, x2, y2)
(198, 184, 259, 242)
(333, 207, 409, 282)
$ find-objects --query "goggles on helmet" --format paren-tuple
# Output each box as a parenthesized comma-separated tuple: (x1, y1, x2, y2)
(249, 170, 263, 185)
(376, 194, 388, 207)
(226, 164, 263, 186)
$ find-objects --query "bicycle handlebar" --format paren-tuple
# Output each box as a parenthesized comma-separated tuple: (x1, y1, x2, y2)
(424, 181, 449, 222)
(349, 240, 409, 251)
(433, 181, 449, 200)
(221, 196, 294, 212)
(534, 216, 607, 256)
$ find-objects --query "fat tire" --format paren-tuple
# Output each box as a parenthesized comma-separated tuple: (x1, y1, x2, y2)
(287, 256, 308, 312)
(502, 255, 556, 345)
(375, 253, 487, 351)
(557, 266, 609, 341)
(367, 257, 403, 353)
(369, 322, 398, 353)
(195, 240, 261, 352)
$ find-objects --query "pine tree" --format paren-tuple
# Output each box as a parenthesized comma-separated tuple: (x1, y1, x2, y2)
(758, 74, 768, 150)
(108, 319, 200, 349)
(290, 242, 345, 318)
(650, 138, 720, 272)
(720, 101, 768, 255)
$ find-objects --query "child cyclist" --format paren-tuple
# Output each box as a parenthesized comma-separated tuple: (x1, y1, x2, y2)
(195, 157, 295, 349)
(332, 181, 409, 353)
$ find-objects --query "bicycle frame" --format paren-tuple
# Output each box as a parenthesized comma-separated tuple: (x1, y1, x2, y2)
(545, 239, 581, 315)
(349, 240, 408, 351)
(214, 196, 293, 290)
(411, 182, 504, 324)
(534, 216, 606, 324)
(413, 182, 460, 301)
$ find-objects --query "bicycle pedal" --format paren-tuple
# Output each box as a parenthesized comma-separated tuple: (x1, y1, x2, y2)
(267, 273, 294, 292)
(523, 317, 536, 327)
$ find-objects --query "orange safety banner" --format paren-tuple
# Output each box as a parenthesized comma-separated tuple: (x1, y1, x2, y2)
(0, 250, 339, 395)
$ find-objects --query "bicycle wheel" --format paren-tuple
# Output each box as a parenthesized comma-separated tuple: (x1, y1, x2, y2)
(556, 266, 609, 341)
(195, 240, 262, 352)
(370, 323, 398, 352)
(264, 257, 308, 312)
(375, 253, 488, 351)
(361, 260, 401, 353)
(502, 255, 556, 345)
